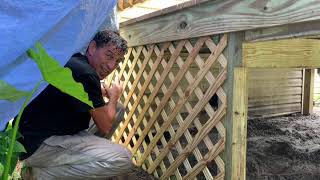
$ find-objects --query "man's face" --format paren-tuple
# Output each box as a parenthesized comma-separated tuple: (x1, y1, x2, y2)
(88, 42, 125, 79)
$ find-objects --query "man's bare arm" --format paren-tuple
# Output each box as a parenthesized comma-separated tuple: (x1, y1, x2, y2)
(90, 78, 122, 135)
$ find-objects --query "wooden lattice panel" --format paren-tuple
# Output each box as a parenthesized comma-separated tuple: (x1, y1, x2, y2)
(106, 34, 228, 179)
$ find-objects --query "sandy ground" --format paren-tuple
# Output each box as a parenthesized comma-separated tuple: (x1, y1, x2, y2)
(247, 111, 320, 180)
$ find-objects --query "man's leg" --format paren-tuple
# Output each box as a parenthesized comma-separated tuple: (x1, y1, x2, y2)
(87, 102, 125, 139)
(24, 131, 132, 180)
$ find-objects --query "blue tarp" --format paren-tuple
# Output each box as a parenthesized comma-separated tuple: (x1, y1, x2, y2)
(0, 0, 118, 130)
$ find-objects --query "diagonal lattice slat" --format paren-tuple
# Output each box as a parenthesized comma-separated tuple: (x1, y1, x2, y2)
(108, 34, 228, 179)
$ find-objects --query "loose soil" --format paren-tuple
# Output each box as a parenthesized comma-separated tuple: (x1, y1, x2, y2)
(247, 111, 320, 180)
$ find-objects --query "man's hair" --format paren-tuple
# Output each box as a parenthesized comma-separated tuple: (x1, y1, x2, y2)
(91, 30, 128, 54)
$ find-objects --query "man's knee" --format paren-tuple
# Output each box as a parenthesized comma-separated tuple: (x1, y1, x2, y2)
(101, 144, 133, 172)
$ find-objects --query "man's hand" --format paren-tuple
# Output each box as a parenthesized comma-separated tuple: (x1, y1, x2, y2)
(103, 76, 123, 102)
(92, 77, 123, 135)
(101, 81, 110, 98)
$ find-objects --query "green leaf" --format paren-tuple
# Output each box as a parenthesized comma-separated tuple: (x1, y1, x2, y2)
(0, 80, 29, 102)
(27, 43, 93, 107)
(5, 121, 23, 139)
(0, 162, 3, 177)
(15, 131, 23, 140)
(13, 141, 26, 153)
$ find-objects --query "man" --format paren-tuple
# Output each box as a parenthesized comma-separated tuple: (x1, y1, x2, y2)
(18, 30, 132, 179)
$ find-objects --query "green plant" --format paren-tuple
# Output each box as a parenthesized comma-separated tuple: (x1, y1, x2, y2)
(0, 120, 26, 173)
(1, 43, 93, 180)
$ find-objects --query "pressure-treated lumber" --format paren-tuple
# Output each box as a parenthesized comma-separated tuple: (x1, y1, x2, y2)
(302, 69, 315, 115)
(245, 20, 320, 42)
(243, 39, 320, 68)
(120, 0, 320, 46)
(222, 32, 245, 180)
(231, 67, 248, 180)
(120, 0, 211, 25)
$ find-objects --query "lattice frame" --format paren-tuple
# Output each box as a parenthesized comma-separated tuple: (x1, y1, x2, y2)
(105, 34, 228, 179)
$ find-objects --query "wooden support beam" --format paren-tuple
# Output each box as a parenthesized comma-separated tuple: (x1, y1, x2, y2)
(222, 32, 246, 180)
(245, 20, 320, 42)
(120, 0, 320, 46)
(302, 69, 315, 115)
(243, 39, 320, 68)
(231, 67, 248, 180)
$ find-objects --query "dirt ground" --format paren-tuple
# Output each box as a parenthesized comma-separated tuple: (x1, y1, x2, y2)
(247, 110, 320, 180)
(121, 166, 157, 180)
(134, 110, 320, 180)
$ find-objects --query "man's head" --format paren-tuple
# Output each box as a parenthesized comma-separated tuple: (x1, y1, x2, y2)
(86, 30, 128, 79)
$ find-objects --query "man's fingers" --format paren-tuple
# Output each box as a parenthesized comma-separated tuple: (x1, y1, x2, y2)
(102, 82, 110, 90)
(113, 76, 120, 85)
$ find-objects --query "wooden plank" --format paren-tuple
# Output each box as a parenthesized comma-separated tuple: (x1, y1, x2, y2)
(248, 95, 302, 108)
(302, 69, 315, 115)
(230, 67, 248, 180)
(247, 67, 303, 118)
(245, 20, 320, 42)
(248, 69, 302, 80)
(248, 103, 301, 117)
(248, 87, 302, 97)
(222, 32, 244, 180)
(120, 0, 211, 26)
(243, 39, 320, 68)
(120, 0, 320, 46)
(248, 79, 302, 88)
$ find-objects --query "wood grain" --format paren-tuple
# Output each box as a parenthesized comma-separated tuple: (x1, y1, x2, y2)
(121, 0, 320, 46)
(302, 69, 315, 115)
(243, 39, 320, 68)
(231, 67, 248, 180)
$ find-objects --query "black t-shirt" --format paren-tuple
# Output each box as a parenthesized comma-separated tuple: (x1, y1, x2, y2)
(17, 53, 105, 159)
